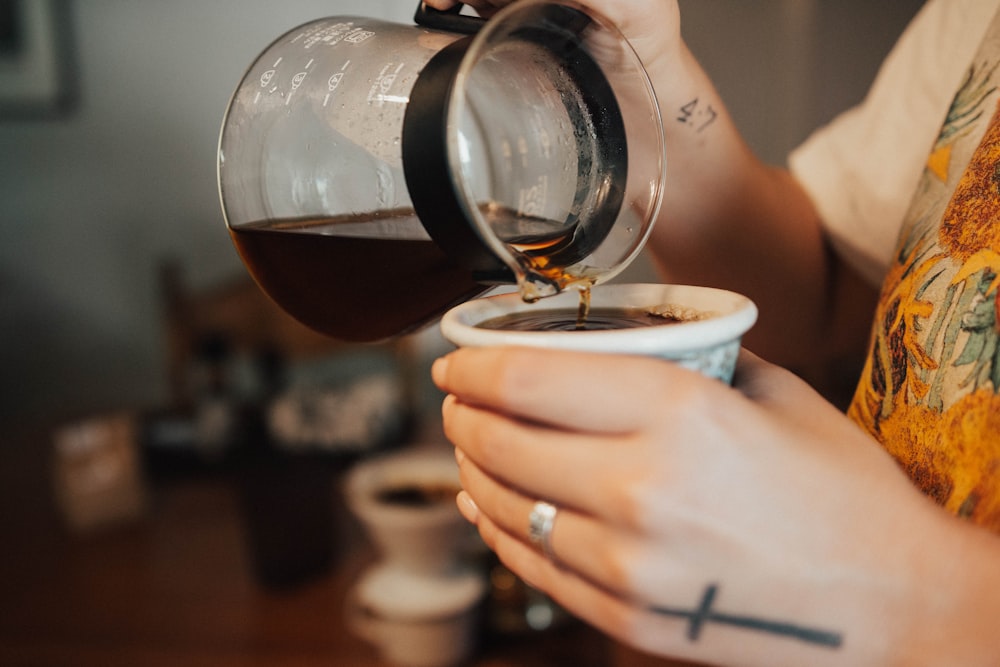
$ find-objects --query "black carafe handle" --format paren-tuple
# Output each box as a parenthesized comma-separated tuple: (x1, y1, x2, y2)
(413, 2, 486, 34)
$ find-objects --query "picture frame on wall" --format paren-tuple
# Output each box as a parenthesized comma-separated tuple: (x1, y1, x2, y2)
(0, 0, 75, 119)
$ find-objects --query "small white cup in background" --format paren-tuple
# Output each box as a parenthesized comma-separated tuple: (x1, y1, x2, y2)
(344, 448, 478, 575)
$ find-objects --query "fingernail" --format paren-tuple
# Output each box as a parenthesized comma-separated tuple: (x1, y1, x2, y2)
(456, 490, 479, 523)
(454, 447, 466, 466)
(431, 355, 450, 387)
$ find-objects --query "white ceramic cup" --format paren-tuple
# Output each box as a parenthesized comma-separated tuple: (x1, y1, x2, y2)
(439, 283, 758, 383)
(345, 562, 486, 667)
(345, 448, 476, 575)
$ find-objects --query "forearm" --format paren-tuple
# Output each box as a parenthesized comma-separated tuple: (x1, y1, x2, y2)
(642, 40, 874, 375)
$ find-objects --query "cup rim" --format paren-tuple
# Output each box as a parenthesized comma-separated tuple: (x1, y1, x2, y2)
(440, 283, 758, 354)
(345, 449, 463, 524)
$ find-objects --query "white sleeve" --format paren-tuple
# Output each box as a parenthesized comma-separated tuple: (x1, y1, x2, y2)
(788, 0, 999, 286)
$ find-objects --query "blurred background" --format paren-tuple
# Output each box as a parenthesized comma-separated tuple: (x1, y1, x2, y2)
(0, 0, 922, 433)
(0, 1, 922, 665)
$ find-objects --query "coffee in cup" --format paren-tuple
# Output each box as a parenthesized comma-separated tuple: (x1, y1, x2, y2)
(440, 283, 757, 383)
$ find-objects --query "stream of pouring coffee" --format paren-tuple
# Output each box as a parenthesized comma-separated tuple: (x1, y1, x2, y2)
(491, 205, 595, 329)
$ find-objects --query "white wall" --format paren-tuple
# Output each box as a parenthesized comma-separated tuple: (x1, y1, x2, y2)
(0, 0, 921, 431)
(0, 1, 414, 427)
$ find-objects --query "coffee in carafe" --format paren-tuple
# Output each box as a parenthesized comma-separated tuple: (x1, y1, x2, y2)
(217, 0, 665, 342)
(229, 211, 487, 342)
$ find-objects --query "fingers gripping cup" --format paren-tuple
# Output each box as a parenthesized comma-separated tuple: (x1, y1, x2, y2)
(440, 283, 758, 383)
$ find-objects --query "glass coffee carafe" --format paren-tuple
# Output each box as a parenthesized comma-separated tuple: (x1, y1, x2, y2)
(218, 0, 664, 342)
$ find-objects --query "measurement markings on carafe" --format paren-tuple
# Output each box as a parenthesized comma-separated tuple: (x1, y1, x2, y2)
(293, 22, 372, 49)
(253, 58, 281, 104)
(286, 60, 314, 106)
(368, 62, 408, 107)
(324, 61, 350, 108)
(249, 21, 383, 108)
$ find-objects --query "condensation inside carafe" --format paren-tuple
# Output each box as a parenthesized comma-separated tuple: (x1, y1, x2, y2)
(460, 38, 623, 303)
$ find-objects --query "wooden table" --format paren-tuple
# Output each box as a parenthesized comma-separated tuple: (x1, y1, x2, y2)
(0, 425, 615, 667)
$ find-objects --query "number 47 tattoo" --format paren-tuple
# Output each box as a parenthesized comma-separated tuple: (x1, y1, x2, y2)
(678, 98, 718, 132)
